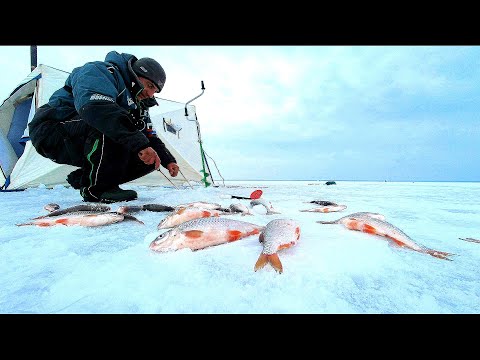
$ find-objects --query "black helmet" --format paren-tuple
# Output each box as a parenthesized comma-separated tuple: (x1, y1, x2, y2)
(132, 57, 166, 93)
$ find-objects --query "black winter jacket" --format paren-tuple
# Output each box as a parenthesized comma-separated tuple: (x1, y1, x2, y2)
(29, 50, 176, 167)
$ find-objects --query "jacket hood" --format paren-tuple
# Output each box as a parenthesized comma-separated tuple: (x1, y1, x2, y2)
(104, 51, 144, 99)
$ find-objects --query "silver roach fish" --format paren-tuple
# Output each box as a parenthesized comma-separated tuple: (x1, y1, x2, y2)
(17, 211, 125, 227)
(318, 212, 454, 261)
(150, 217, 264, 253)
(158, 207, 230, 229)
(229, 203, 254, 216)
(35, 204, 111, 219)
(317, 212, 386, 223)
(17, 209, 144, 227)
(175, 201, 223, 210)
(250, 198, 281, 215)
(254, 219, 301, 274)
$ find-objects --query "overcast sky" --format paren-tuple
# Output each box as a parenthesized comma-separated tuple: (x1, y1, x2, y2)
(1, 45, 478, 182)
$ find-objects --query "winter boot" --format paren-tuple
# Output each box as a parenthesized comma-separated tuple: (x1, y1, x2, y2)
(81, 186, 137, 203)
(67, 169, 84, 190)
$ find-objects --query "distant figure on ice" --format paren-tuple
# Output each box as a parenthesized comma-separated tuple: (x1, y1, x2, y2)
(29, 51, 179, 203)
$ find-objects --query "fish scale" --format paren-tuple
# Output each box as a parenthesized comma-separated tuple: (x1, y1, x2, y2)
(260, 219, 300, 255)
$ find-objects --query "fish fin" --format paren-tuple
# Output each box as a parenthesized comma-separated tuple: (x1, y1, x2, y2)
(247, 228, 262, 237)
(122, 214, 144, 224)
(227, 230, 243, 241)
(278, 243, 295, 251)
(254, 254, 269, 271)
(55, 219, 70, 226)
(184, 230, 204, 238)
(268, 253, 283, 274)
(362, 224, 377, 235)
(385, 235, 406, 247)
(31, 215, 46, 220)
(202, 210, 212, 217)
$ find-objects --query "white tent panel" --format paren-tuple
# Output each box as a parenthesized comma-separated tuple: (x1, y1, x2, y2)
(35, 65, 70, 108)
(8, 142, 77, 189)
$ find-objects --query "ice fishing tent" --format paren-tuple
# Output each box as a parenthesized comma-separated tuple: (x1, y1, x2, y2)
(0, 64, 214, 191)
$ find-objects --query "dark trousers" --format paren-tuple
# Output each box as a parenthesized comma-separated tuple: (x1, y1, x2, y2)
(32, 116, 155, 194)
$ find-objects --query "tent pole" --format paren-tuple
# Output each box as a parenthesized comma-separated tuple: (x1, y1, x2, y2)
(30, 45, 37, 71)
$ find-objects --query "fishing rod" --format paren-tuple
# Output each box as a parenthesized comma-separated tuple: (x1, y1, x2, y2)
(157, 168, 180, 190)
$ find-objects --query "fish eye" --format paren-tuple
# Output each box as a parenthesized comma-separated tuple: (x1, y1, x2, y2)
(156, 231, 168, 240)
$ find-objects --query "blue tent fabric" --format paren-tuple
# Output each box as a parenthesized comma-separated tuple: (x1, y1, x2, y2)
(7, 96, 32, 157)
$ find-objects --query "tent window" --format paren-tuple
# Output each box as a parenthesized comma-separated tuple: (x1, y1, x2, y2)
(163, 117, 182, 138)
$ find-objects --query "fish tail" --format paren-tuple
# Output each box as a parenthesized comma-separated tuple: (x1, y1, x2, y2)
(424, 249, 455, 261)
(254, 253, 283, 274)
(254, 253, 269, 271)
(316, 220, 337, 224)
(268, 253, 283, 273)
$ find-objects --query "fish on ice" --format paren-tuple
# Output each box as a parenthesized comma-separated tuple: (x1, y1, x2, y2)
(34, 204, 111, 219)
(254, 219, 301, 274)
(175, 201, 223, 210)
(158, 207, 229, 229)
(250, 198, 281, 215)
(17, 211, 126, 227)
(116, 204, 175, 214)
(316, 212, 386, 224)
(459, 237, 480, 244)
(44, 203, 61, 212)
(229, 203, 254, 216)
(150, 217, 264, 252)
(318, 213, 453, 260)
(303, 200, 338, 206)
(299, 204, 347, 213)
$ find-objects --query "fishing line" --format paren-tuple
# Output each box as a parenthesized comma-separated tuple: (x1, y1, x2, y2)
(178, 168, 194, 190)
